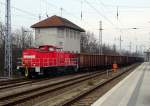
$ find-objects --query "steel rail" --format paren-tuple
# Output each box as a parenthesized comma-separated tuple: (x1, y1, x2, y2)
(60, 64, 139, 106)
(0, 71, 107, 105)
(0, 72, 100, 90)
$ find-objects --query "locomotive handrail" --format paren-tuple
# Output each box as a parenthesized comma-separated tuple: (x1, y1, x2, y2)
(19, 57, 78, 67)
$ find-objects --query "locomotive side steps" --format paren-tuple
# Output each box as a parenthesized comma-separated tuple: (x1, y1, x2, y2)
(92, 62, 148, 106)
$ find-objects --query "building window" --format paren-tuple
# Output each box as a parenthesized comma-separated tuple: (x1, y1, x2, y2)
(38, 29, 40, 34)
(73, 31, 76, 39)
(58, 28, 64, 38)
(66, 29, 69, 38)
(74, 31, 77, 39)
(77, 32, 80, 39)
(58, 41, 63, 47)
(70, 30, 73, 39)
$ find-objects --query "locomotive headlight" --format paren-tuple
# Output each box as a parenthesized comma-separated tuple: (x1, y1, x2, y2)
(24, 55, 36, 59)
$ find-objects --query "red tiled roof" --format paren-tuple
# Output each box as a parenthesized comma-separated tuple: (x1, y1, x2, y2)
(31, 15, 85, 32)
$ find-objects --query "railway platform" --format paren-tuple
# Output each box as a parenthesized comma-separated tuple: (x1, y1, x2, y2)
(92, 62, 150, 106)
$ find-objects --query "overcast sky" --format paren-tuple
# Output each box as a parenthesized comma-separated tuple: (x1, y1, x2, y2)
(0, 0, 150, 53)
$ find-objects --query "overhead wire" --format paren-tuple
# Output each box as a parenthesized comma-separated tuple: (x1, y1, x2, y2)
(89, 0, 128, 51)
(0, 0, 97, 31)
(0, 1, 38, 19)
(40, 0, 99, 31)
(95, 0, 124, 28)
(0, 0, 114, 31)
(41, 0, 81, 20)
(102, 4, 150, 8)
(96, 0, 126, 41)
(84, 0, 116, 27)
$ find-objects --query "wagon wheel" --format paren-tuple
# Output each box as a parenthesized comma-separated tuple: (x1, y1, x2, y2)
(25, 67, 29, 78)
(25, 67, 34, 78)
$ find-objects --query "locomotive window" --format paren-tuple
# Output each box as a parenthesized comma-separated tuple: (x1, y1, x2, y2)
(56, 48, 63, 52)
(49, 48, 54, 51)
(39, 47, 46, 50)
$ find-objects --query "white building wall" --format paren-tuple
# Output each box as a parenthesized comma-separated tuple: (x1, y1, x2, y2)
(63, 28, 80, 53)
(34, 27, 81, 53)
(35, 28, 57, 46)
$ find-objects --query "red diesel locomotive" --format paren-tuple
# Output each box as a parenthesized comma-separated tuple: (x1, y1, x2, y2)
(17, 45, 143, 78)
(17, 45, 78, 78)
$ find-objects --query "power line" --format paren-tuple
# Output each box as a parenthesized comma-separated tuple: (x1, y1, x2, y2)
(0, 1, 38, 18)
(11, 14, 37, 20)
(102, 4, 150, 8)
(0, 1, 46, 28)
(0, 0, 94, 31)
(84, 0, 115, 26)
(83, 1, 150, 8)
(41, 0, 81, 20)
(95, 0, 124, 27)
(95, 0, 126, 47)
(42, 0, 58, 9)
(40, 0, 95, 29)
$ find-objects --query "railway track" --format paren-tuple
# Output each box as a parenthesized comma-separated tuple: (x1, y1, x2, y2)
(0, 64, 140, 106)
(0, 78, 43, 90)
(0, 73, 88, 87)
(0, 78, 26, 86)
(60, 64, 140, 106)
(0, 71, 107, 106)
(0, 72, 99, 91)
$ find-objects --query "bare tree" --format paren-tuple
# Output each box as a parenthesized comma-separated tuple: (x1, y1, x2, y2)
(0, 22, 34, 75)
(80, 31, 132, 56)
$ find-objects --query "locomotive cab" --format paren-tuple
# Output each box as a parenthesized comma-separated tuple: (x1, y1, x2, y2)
(39, 45, 56, 51)
(17, 45, 78, 78)
(39, 45, 63, 53)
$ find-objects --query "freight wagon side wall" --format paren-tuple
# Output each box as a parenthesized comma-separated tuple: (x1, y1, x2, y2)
(79, 54, 111, 70)
(78, 53, 143, 71)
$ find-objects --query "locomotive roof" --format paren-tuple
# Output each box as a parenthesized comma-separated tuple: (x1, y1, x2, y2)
(31, 15, 85, 32)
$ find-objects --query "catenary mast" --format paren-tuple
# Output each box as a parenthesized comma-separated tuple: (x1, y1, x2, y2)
(4, 0, 12, 78)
